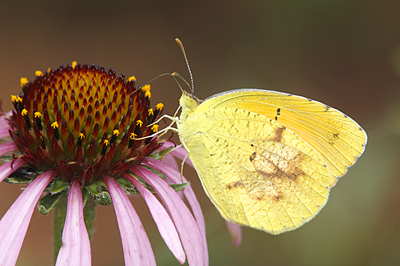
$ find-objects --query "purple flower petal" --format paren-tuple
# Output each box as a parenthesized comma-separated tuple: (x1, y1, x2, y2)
(225, 221, 242, 247)
(161, 152, 180, 172)
(0, 116, 8, 126)
(103, 176, 156, 266)
(0, 142, 18, 157)
(0, 127, 11, 139)
(132, 166, 207, 266)
(0, 170, 56, 266)
(0, 158, 30, 183)
(144, 158, 207, 248)
(0, 111, 12, 122)
(0, 115, 11, 132)
(159, 141, 194, 168)
(56, 180, 91, 266)
(127, 175, 186, 265)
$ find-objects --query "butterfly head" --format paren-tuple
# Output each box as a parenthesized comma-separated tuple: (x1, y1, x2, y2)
(179, 90, 202, 121)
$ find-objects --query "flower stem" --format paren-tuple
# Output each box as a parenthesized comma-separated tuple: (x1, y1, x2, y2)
(53, 194, 97, 262)
(53, 195, 67, 261)
(83, 197, 97, 241)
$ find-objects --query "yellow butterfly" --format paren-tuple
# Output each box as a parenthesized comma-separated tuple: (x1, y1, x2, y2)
(152, 39, 367, 234)
(176, 88, 367, 234)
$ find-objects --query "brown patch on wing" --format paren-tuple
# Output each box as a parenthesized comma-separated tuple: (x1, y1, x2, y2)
(247, 146, 306, 202)
(226, 180, 245, 190)
(328, 132, 340, 145)
(270, 126, 285, 143)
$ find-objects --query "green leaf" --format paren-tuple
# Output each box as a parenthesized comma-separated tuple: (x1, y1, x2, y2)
(117, 178, 140, 194)
(170, 182, 190, 192)
(4, 167, 39, 184)
(85, 182, 112, 206)
(124, 173, 190, 195)
(149, 146, 174, 160)
(38, 192, 65, 215)
(0, 154, 16, 163)
(82, 187, 89, 206)
(46, 179, 68, 194)
(5, 176, 33, 184)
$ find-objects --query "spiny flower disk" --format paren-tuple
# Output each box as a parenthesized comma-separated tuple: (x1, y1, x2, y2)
(9, 62, 164, 185)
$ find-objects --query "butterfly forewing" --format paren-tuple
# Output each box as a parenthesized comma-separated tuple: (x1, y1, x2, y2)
(198, 89, 367, 183)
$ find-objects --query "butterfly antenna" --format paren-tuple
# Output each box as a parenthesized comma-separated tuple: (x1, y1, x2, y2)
(171, 72, 191, 92)
(143, 73, 173, 86)
(127, 72, 173, 98)
(175, 38, 194, 94)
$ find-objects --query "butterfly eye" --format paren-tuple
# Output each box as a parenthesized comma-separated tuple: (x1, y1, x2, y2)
(185, 97, 197, 110)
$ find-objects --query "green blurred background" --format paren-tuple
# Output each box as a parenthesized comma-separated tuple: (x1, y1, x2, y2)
(0, 0, 399, 265)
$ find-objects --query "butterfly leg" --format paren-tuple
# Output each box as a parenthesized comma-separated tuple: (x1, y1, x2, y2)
(148, 106, 181, 126)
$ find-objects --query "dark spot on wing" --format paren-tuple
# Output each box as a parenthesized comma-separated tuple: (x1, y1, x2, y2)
(275, 108, 281, 121)
(333, 133, 339, 139)
(270, 126, 285, 143)
(226, 180, 245, 190)
(328, 132, 340, 145)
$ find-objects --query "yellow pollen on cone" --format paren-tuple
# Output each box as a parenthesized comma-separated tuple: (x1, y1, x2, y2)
(141, 84, 150, 91)
(151, 124, 159, 132)
(11, 95, 22, 103)
(142, 84, 151, 98)
(20, 78, 28, 87)
(155, 103, 164, 110)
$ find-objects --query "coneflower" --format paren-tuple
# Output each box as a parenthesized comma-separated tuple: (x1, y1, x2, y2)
(0, 62, 207, 266)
